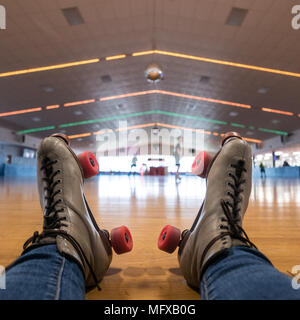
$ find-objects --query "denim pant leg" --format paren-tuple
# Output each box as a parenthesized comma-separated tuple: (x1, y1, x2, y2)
(200, 246, 300, 300)
(0, 244, 85, 300)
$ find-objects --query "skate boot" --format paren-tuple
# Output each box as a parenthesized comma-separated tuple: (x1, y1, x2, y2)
(23, 133, 133, 291)
(158, 132, 258, 289)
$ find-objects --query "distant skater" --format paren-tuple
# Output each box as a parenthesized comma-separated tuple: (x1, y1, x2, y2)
(259, 162, 266, 178)
(174, 136, 183, 183)
(129, 154, 138, 175)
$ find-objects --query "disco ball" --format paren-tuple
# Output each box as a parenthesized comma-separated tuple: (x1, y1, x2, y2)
(145, 62, 164, 83)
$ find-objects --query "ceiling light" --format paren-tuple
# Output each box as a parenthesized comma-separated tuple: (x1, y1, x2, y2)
(262, 107, 293, 116)
(145, 62, 164, 83)
(152, 125, 160, 135)
(105, 54, 126, 61)
(46, 105, 60, 110)
(41, 85, 54, 93)
(258, 128, 288, 135)
(258, 88, 269, 94)
(271, 119, 280, 124)
(0, 59, 99, 78)
(64, 99, 95, 107)
(0, 107, 42, 117)
(17, 126, 55, 135)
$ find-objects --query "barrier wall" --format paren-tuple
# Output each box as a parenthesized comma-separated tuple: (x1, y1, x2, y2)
(253, 166, 300, 178)
(0, 154, 36, 177)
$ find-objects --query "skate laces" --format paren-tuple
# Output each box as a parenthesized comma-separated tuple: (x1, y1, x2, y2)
(40, 157, 66, 230)
(220, 160, 257, 249)
(22, 157, 102, 291)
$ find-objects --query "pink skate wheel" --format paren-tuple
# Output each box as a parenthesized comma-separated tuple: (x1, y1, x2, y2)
(111, 226, 133, 254)
(158, 225, 181, 254)
(192, 151, 213, 178)
(77, 151, 99, 179)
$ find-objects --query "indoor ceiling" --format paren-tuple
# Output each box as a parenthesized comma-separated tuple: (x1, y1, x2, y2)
(0, 0, 299, 151)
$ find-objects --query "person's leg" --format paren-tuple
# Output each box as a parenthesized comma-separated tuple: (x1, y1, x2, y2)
(0, 244, 85, 300)
(176, 163, 181, 181)
(200, 246, 300, 300)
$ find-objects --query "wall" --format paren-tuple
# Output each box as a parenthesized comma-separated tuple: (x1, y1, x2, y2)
(252, 128, 300, 155)
(0, 126, 38, 177)
(253, 166, 300, 178)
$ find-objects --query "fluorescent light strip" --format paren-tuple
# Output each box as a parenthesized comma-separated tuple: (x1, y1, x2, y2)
(132, 50, 156, 56)
(10, 108, 283, 140)
(67, 122, 262, 144)
(2, 49, 300, 79)
(243, 137, 262, 143)
(258, 128, 288, 136)
(115, 123, 156, 132)
(100, 89, 251, 109)
(157, 123, 212, 135)
(69, 132, 91, 139)
(158, 90, 251, 109)
(64, 99, 95, 107)
(58, 111, 154, 128)
(46, 105, 60, 110)
(57, 109, 283, 139)
(93, 129, 114, 135)
(17, 126, 55, 135)
(154, 110, 227, 125)
(261, 107, 294, 116)
(105, 54, 127, 61)
(154, 50, 300, 78)
(100, 90, 155, 101)
(0, 107, 42, 117)
(231, 123, 246, 128)
(0, 59, 100, 78)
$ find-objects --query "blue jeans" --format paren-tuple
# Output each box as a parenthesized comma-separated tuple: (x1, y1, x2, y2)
(0, 244, 85, 300)
(200, 246, 300, 300)
(1, 245, 299, 300)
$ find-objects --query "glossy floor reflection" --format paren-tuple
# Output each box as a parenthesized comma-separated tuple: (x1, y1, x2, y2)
(0, 175, 299, 299)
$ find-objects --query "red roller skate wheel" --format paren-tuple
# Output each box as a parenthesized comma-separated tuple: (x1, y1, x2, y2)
(158, 225, 181, 254)
(191, 151, 213, 178)
(111, 226, 133, 254)
(77, 151, 99, 179)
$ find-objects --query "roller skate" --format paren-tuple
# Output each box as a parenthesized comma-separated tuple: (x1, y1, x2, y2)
(158, 132, 257, 288)
(23, 133, 133, 290)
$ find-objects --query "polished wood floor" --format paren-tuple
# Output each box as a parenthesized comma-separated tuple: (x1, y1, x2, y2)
(0, 174, 300, 299)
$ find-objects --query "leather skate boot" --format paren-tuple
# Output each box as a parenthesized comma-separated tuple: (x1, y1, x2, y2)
(178, 133, 258, 289)
(158, 132, 260, 289)
(22, 134, 132, 291)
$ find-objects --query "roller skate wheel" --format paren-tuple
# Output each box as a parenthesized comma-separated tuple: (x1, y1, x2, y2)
(158, 225, 181, 253)
(191, 151, 213, 178)
(51, 133, 70, 145)
(111, 226, 133, 254)
(221, 132, 242, 146)
(77, 151, 99, 179)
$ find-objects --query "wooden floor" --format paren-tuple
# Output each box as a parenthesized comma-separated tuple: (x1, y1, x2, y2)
(0, 174, 300, 299)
